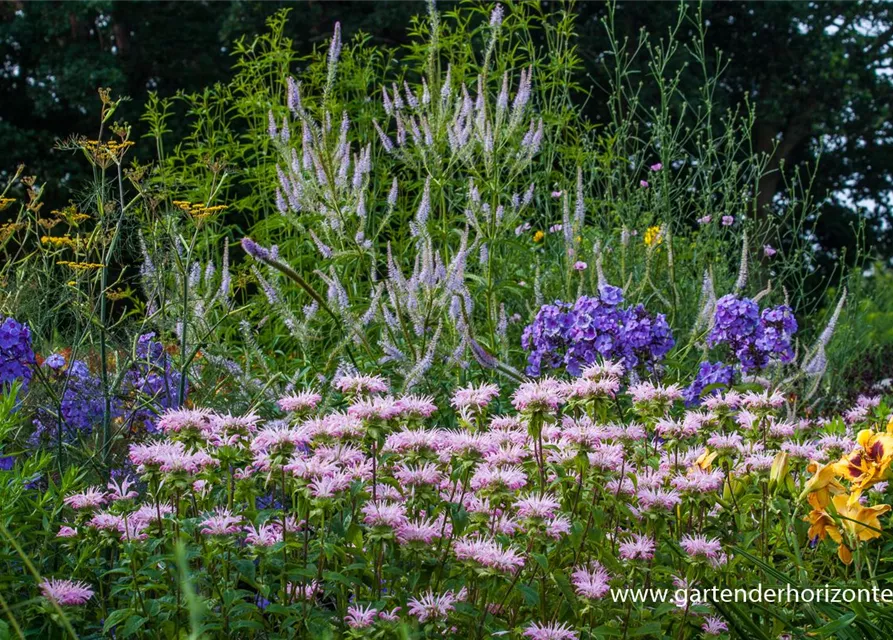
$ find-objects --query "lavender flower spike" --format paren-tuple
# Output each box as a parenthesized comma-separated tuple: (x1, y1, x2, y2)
(241, 237, 274, 262)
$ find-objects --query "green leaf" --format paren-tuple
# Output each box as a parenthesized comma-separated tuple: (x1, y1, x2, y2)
(630, 621, 662, 637)
(103, 608, 133, 633)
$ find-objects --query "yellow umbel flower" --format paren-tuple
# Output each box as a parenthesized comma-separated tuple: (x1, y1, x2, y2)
(57, 261, 104, 271)
(173, 200, 228, 222)
(0, 197, 15, 211)
(644, 225, 663, 248)
(806, 493, 891, 564)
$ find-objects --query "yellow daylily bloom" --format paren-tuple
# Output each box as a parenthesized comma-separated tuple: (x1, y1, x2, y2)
(695, 448, 718, 471)
(806, 493, 891, 565)
(838, 429, 893, 505)
(800, 460, 846, 508)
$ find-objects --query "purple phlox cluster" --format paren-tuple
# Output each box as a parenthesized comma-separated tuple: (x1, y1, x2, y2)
(522, 286, 674, 377)
(683, 361, 735, 407)
(708, 294, 797, 371)
(0, 316, 35, 393)
(32, 355, 107, 444)
(122, 333, 186, 432)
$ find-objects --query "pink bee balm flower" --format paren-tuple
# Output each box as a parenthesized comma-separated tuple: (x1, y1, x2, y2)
(333, 373, 389, 395)
(573, 261, 587, 271)
(156, 408, 214, 435)
(40, 579, 94, 606)
(523, 621, 579, 640)
(545, 515, 571, 539)
(571, 561, 612, 599)
(106, 478, 138, 502)
(57, 526, 78, 538)
(511, 378, 566, 412)
(286, 580, 321, 602)
(200, 509, 244, 536)
(345, 604, 378, 628)
(619, 533, 656, 561)
(451, 383, 500, 411)
(680, 533, 723, 559)
(63, 487, 108, 510)
(453, 535, 525, 573)
(394, 394, 438, 418)
(581, 360, 625, 380)
(702, 616, 728, 636)
(277, 390, 322, 413)
(515, 493, 561, 519)
(244, 523, 282, 547)
(394, 462, 442, 487)
(361, 501, 409, 529)
(551, 190, 563, 198)
(407, 590, 457, 622)
(378, 607, 401, 622)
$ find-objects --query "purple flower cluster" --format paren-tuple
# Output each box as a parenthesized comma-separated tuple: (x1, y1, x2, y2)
(707, 294, 797, 371)
(522, 286, 674, 376)
(32, 356, 106, 443)
(683, 361, 735, 407)
(121, 333, 186, 432)
(0, 316, 36, 393)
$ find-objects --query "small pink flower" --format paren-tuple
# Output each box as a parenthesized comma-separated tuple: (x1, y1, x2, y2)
(639, 180, 650, 188)
(345, 604, 378, 628)
(523, 621, 579, 640)
(57, 526, 78, 538)
(277, 390, 322, 413)
(763, 244, 777, 257)
(64, 487, 108, 510)
(650, 163, 663, 171)
(697, 215, 712, 225)
(721, 215, 734, 226)
(571, 561, 612, 599)
(40, 579, 94, 606)
(200, 509, 244, 536)
(551, 190, 563, 198)
(573, 261, 587, 271)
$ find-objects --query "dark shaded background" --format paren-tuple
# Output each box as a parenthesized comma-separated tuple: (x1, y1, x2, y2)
(2, 0, 893, 272)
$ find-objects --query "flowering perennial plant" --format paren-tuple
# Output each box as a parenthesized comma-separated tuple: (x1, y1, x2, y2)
(4, 366, 887, 637)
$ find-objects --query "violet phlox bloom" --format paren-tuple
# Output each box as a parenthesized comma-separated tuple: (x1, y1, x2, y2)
(40, 579, 94, 606)
(571, 561, 612, 599)
(200, 508, 244, 535)
(523, 621, 579, 640)
(619, 533, 656, 561)
(406, 589, 457, 622)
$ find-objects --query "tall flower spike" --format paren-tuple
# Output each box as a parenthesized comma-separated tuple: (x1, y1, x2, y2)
(734, 230, 748, 292)
(818, 287, 846, 348)
(574, 166, 585, 230)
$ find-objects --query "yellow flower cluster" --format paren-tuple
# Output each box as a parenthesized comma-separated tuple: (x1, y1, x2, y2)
(801, 421, 893, 564)
(81, 138, 134, 166)
(172, 200, 228, 222)
(0, 222, 26, 242)
(52, 205, 91, 226)
(0, 197, 15, 211)
(644, 225, 663, 248)
(41, 235, 79, 250)
(57, 261, 104, 272)
(533, 230, 545, 243)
